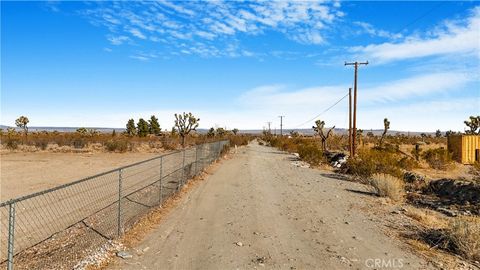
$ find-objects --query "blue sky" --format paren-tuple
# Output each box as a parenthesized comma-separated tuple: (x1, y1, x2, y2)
(1, 1, 479, 132)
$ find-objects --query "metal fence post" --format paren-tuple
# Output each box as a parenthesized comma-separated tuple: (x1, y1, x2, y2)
(7, 202, 15, 270)
(181, 149, 186, 186)
(159, 156, 163, 205)
(117, 169, 123, 237)
(194, 145, 199, 175)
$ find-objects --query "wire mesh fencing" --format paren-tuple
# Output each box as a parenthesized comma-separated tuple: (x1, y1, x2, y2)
(0, 140, 229, 270)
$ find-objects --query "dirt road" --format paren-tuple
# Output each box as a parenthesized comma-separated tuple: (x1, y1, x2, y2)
(109, 142, 432, 269)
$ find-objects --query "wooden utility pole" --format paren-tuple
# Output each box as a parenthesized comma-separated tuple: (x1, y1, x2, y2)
(348, 88, 352, 157)
(267, 122, 271, 133)
(278, 116, 284, 136)
(345, 61, 368, 156)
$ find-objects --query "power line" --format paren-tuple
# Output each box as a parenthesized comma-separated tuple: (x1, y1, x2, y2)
(292, 92, 350, 128)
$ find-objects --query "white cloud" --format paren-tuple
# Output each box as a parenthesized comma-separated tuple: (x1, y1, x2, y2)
(236, 69, 478, 131)
(128, 28, 147, 39)
(81, 1, 342, 57)
(351, 7, 480, 63)
(107, 35, 130, 45)
(361, 72, 472, 104)
(353, 21, 402, 39)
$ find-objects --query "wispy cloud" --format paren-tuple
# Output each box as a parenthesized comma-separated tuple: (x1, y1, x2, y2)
(80, 1, 343, 59)
(351, 7, 480, 63)
(353, 21, 402, 39)
(237, 68, 478, 131)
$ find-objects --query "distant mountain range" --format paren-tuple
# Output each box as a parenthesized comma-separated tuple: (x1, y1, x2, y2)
(0, 125, 439, 136)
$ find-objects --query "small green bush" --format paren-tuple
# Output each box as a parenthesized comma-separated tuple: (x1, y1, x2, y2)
(105, 140, 129, 152)
(422, 148, 452, 170)
(73, 138, 86, 149)
(35, 139, 49, 150)
(6, 138, 19, 150)
(397, 156, 419, 170)
(298, 143, 324, 165)
(345, 148, 403, 178)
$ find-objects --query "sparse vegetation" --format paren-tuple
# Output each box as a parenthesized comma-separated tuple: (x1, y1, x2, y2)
(345, 148, 403, 179)
(446, 216, 480, 261)
(136, 118, 150, 137)
(298, 143, 324, 165)
(379, 118, 390, 147)
(369, 173, 405, 202)
(312, 119, 334, 152)
(126, 119, 136, 136)
(148, 115, 161, 135)
(174, 112, 200, 147)
(464, 115, 480, 135)
(15, 115, 29, 142)
(105, 140, 129, 152)
(421, 147, 452, 170)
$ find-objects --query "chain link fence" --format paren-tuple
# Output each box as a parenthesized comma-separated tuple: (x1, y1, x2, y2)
(0, 140, 229, 270)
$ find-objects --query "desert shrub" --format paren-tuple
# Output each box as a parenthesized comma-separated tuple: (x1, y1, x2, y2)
(35, 139, 49, 150)
(369, 173, 405, 202)
(258, 141, 264, 146)
(228, 135, 250, 147)
(5, 138, 19, 150)
(220, 144, 230, 156)
(446, 216, 480, 261)
(471, 162, 480, 177)
(298, 143, 324, 165)
(397, 156, 419, 170)
(73, 138, 86, 149)
(422, 148, 452, 170)
(105, 140, 129, 152)
(345, 148, 403, 178)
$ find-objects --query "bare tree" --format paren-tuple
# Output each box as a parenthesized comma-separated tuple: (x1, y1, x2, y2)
(379, 118, 390, 147)
(312, 119, 335, 152)
(174, 112, 200, 147)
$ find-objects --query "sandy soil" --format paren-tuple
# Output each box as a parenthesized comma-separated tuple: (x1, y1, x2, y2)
(107, 142, 433, 270)
(0, 152, 158, 201)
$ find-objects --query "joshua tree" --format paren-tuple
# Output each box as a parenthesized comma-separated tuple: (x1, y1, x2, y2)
(216, 127, 227, 137)
(312, 119, 335, 152)
(174, 112, 200, 147)
(357, 129, 364, 146)
(207, 127, 215, 138)
(435, 129, 442, 138)
(464, 116, 480, 135)
(112, 129, 116, 137)
(379, 118, 390, 147)
(15, 116, 29, 142)
(76, 127, 88, 134)
(137, 118, 149, 137)
(148, 115, 161, 135)
(126, 119, 136, 136)
(232, 128, 239, 135)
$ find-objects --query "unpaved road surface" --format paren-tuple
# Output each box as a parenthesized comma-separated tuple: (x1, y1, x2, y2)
(109, 142, 432, 269)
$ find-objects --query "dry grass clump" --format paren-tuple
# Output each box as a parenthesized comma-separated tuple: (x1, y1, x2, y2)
(446, 216, 480, 261)
(421, 148, 453, 170)
(369, 173, 405, 202)
(403, 206, 448, 229)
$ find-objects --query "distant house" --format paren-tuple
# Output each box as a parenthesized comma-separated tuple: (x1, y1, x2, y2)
(447, 134, 480, 164)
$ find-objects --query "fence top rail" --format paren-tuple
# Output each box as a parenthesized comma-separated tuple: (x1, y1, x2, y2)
(0, 140, 228, 207)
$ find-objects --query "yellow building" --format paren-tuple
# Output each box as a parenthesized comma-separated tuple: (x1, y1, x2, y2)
(447, 134, 480, 164)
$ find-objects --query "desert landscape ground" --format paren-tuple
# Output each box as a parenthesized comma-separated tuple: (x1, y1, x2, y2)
(0, 152, 158, 200)
(2, 1, 480, 269)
